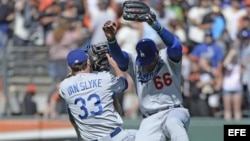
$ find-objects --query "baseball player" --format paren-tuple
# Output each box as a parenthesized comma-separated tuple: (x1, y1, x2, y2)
(102, 1, 190, 141)
(59, 48, 137, 141)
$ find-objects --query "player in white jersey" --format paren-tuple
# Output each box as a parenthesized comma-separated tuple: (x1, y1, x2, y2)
(102, 3, 190, 141)
(59, 49, 137, 141)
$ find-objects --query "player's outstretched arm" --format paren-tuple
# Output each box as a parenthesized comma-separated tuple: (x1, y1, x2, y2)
(106, 53, 128, 93)
(103, 21, 129, 71)
(148, 16, 182, 61)
(106, 53, 125, 78)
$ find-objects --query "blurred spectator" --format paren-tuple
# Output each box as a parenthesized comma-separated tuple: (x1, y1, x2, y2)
(222, 48, 243, 120)
(187, 0, 211, 45)
(46, 18, 83, 96)
(62, 0, 84, 45)
(188, 57, 216, 117)
(237, 17, 250, 115)
(167, 0, 186, 22)
(181, 46, 191, 110)
(190, 30, 224, 96)
(244, 0, 250, 6)
(10, 1, 22, 45)
(39, 0, 61, 38)
(21, 84, 38, 116)
(187, 60, 210, 116)
(202, 3, 227, 57)
(86, 0, 117, 45)
(2, 0, 250, 119)
(61, 0, 79, 21)
(169, 19, 188, 45)
(8, 85, 21, 115)
(0, 0, 14, 48)
(0, 91, 6, 117)
(43, 80, 66, 119)
(175, 0, 191, 24)
(207, 4, 226, 41)
(116, 18, 142, 54)
(243, 60, 250, 117)
(198, 57, 217, 116)
(13, 0, 46, 46)
(13, 0, 32, 46)
(82, 0, 98, 28)
(122, 73, 139, 119)
(181, 46, 191, 89)
(221, 0, 231, 8)
(222, 0, 247, 41)
(155, 0, 178, 29)
(0, 76, 6, 117)
(84, 0, 98, 14)
(38, 0, 54, 13)
(24, 0, 44, 46)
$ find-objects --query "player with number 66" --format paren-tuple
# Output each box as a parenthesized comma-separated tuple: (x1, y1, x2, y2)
(102, 1, 190, 141)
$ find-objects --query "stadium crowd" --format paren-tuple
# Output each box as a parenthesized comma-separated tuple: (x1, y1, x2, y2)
(0, 0, 250, 121)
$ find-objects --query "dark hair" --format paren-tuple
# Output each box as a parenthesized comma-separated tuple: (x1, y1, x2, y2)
(70, 61, 88, 74)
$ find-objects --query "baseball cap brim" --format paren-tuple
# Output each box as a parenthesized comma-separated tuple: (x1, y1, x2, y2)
(136, 55, 155, 66)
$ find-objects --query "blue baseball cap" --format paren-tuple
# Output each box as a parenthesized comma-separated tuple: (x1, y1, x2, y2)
(205, 29, 213, 37)
(67, 49, 88, 67)
(240, 29, 250, 38)
(136, 38, 158, 66)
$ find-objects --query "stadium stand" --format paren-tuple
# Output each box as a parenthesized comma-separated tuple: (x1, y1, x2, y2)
(3, 44, 52, 114)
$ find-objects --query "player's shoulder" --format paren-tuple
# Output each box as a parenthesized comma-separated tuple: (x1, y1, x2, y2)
(159, 48, 167, 57)
(59, 75, 79, 87)
(59, 78, 70, 88)
(92, 71, 114, 79)
(92, 71, 110, 76)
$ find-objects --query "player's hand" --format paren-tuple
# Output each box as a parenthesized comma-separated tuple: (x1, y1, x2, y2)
(102, 21, 117, 40)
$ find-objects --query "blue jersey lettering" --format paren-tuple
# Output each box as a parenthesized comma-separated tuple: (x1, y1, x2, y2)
(67, 85, 75, 96)
(68, 79, 102, 96)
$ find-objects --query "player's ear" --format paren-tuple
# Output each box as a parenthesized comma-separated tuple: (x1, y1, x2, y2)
(68, 66, 72, 72)
(87, 59, 91, 67)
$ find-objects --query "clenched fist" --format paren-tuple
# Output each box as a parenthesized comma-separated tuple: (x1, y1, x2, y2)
(102, 21, 117, 40)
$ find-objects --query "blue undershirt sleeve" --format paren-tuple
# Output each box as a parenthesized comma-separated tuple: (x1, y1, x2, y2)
(152, 21, 182, 60)
(107, 39, 129, 71)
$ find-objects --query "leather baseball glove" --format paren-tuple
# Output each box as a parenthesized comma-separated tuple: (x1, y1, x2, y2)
(86, 42, 110, 72)
(122, 0, 156, 25)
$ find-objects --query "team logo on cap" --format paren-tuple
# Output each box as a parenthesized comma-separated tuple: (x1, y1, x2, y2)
(140, 50, 145, 57)
(74, 60, 80, 64)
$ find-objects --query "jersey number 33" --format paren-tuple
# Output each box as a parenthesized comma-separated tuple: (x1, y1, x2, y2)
(74, 93, 103, 119)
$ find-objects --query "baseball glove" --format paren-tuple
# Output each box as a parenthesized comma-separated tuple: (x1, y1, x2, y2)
(86, 42, 110, 72)
(122, 0, 156, 25)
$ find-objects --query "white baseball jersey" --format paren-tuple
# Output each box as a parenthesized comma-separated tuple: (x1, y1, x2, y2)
(127, 48, 183, 116)
(59, 71, 126, 140)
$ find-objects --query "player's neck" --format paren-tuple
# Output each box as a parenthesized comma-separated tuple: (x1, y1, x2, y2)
(75, 69, 90, 74)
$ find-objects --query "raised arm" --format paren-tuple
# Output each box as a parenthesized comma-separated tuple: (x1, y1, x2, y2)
(103, 21, 129, 71)
(106, 53, 128, 93)
(151, 21, 182, 61)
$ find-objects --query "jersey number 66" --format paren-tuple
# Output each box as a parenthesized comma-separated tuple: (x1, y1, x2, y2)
(153, 72, 172, 89)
